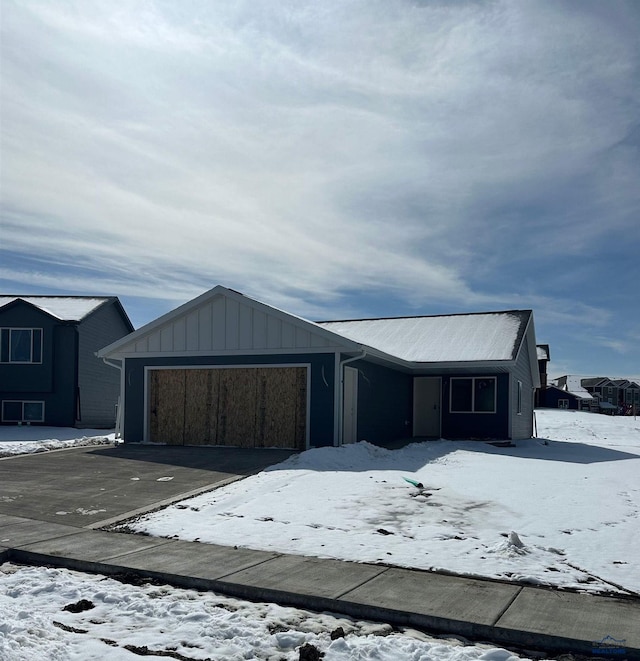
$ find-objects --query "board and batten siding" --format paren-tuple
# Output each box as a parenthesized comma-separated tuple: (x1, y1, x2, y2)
(77, 302, 132, 427)
(130, 296, 336, 355)
(510, 327, 536, 440)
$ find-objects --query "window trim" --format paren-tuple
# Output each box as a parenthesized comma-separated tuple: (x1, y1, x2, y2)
(1, 400, 45, 423)
(558, 399, 569, 409)
(516, 380, 523, 415)
(449, 376, 497, 414)
(0, 328, 43, 364)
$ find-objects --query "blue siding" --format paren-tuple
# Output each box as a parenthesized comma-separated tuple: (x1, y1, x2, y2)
(511, 332, 536, 440)
(123, 353, 336, 446)
(540, 387, 589, 411)
(77, 302, 132, 427)
(441, 373, 510, 439)
(348, 358, 413, 444)
(0, 303, 77, 426)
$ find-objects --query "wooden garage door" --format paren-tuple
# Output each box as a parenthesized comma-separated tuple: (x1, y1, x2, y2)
(149, 367, 307, 449)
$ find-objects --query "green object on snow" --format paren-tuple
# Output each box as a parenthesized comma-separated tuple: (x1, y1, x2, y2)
(403, 477, 424, 489)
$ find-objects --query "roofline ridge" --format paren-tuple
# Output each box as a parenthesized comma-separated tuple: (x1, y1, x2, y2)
(317, 309, 532, 323)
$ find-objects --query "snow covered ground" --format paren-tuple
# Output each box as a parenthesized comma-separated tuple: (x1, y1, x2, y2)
(0, 426, 114, 458)
(125, 410, 640, 595)
(0, 563, 529, 661)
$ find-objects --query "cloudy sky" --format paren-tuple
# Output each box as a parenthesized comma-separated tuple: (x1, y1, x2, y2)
(1, 0, 638, 379)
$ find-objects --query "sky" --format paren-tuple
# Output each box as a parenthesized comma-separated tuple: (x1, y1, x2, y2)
(1, 0, 638, 380)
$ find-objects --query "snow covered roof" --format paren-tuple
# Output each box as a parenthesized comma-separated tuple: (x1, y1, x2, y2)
(0, 296, 113, 322)
(318, 310, 530, 363)
(536, 345, 549, 361)
(567, 390, 593, 400)
(553, 375, 594, 399)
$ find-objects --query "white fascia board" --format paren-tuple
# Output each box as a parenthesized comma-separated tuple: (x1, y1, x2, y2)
(103, 346, 349, 360)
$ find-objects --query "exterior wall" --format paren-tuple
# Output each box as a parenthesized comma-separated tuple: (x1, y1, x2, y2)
(540, 387, 584, 411)
(77, 302, 132, 427)
(440, 373, 510, 439)
(123, 353, 336, 447)
(348, 358, 413, 444)
(511, 333, 536, 440)
(0, 303, 77, 426)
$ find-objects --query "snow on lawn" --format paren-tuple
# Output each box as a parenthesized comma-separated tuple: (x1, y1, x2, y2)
(0, 563, 530, 661)
(0, 426, 114, 457)
(126, 410, 640, 595)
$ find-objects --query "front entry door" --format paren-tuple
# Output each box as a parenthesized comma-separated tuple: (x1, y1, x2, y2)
(413, 377, 441, 437)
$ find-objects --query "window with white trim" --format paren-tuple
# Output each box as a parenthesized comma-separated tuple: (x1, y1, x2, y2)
(450, 377, 496, 413)
(558, 399, 569, 409)
(1, 400, 45, 422)
(0, 328, 43, 363)
(517, 380, 523, 415)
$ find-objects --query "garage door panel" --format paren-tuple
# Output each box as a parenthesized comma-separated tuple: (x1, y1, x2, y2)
(150, 370, 185, 445)
(257, 368, 292, 447)
(184, 369, 212, 445)
(219, 369, 257, 447)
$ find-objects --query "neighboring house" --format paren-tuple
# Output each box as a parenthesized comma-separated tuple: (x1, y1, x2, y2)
(534, 344, 550, 407)
(551, 375, 595, 411)
(541, 385, 593, 411)
(581, 377, 618, 408)
(621, 381, 640, 411)
(98, 285, 540, 449)
(582, 376, 640, 413)
(0, 296, 134, 427)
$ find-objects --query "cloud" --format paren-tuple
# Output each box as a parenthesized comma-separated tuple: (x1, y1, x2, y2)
(1, 0, 638, 335)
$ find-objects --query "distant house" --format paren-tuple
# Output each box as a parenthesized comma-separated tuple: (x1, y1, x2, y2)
(98, 285, 540, 448)
(0, 296, 133, 427)
(582, 376, 640, 413)
(548, 375, 595, 411)
(541, 385, 593, 411)
(534, 344, 550, 407)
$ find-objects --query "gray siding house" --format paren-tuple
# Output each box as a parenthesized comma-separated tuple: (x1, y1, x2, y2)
(0, 296, 133, 427)
(98, 286, 540, 448)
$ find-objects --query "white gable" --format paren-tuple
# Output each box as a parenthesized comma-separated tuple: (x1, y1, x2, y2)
(99, 287, 350, 358)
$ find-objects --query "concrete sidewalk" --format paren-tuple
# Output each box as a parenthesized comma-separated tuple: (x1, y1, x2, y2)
(1, 513, 638, 659)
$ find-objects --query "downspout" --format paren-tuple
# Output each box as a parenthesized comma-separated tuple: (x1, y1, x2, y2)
(100, 356, 124, 439)
(336, 350, 366, 446)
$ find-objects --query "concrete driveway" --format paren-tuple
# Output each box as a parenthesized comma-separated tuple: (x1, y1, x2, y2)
(0, 444, 295, 528)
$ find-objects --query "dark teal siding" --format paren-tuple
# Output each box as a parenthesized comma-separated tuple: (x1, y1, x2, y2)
(123, 353, 336, 447)
(0, 303, 77, 426)
(441, 373, 510, 439)
(348, 359, 412, 444)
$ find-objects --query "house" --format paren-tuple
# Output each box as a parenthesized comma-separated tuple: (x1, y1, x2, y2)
(534, 344, 550, 407)
(0, 296, 134, 427)
(550, 375, 596, 411)
(621, 381, 640, 412)
(541, 385, 593, 411)
(97, 286, 540, 448)
(581, 376, 640, 414)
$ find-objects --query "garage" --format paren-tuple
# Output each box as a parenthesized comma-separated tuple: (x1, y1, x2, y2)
(148, 367, 307, 449)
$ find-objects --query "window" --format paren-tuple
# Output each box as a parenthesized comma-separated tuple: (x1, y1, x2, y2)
(0, 328, 43, 363)
(450, 377, 496, 413)
(558, 399, 569, 409)
(1, 400, 44, 423)
(517, 380, 523, 415)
